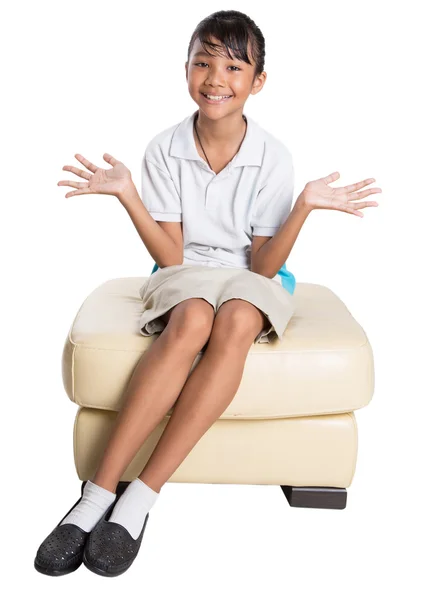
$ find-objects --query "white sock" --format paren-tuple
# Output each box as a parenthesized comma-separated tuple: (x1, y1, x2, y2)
(108, 478, 159, 540)
(60, 480, 117, 532)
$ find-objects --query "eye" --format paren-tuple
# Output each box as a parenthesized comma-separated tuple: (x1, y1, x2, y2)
(195, 62, 241, 71)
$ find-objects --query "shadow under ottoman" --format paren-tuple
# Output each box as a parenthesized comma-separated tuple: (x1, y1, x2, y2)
(62, 278, 374, 510)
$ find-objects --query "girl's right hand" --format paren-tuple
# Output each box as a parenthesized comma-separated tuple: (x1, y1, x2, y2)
(58, 153, 133, 199)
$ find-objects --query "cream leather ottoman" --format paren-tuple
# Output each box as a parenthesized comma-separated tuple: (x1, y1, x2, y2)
(62, 277, 374, 510)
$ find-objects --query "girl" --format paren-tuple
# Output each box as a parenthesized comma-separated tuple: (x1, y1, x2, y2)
(35, 10, 381, 578)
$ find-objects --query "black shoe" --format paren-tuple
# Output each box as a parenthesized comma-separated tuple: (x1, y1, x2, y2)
(83, 504, 150, 577)
(34, 494, 90, 576)
(34, 481, 130, 577)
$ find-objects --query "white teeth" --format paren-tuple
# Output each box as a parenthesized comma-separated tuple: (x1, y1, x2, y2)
(204, 94, 231, 100)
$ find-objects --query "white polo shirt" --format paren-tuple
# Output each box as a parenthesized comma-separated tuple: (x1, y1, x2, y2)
(141, 109, 296, 291)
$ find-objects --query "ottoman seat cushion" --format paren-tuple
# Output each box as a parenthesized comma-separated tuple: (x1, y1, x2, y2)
(62, 278, 374, 419)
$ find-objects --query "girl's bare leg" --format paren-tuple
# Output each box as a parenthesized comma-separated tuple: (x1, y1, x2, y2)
(92, 299, 215, 493)
(137, 299, 266, 492)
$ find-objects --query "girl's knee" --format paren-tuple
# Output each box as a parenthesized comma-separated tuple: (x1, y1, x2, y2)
(214, 300, 266, 339)
(164, 298, 215, 342)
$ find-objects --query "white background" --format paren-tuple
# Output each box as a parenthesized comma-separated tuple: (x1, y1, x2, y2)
(2, 0, 424, 596)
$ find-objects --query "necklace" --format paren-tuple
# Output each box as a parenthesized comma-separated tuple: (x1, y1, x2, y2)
(194, 111, 247, 172)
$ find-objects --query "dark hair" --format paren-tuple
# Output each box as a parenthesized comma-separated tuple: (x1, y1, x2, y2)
(187, 10, 265, 83)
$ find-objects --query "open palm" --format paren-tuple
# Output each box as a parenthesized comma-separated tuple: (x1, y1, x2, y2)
(302, 171, 381, 217)
(58, 153, 132, 198)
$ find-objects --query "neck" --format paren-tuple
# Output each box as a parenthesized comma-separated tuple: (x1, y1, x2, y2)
(194, 109, 246, 147)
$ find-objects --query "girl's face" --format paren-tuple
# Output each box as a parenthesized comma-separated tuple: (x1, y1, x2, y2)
(185, 36, 266, 119)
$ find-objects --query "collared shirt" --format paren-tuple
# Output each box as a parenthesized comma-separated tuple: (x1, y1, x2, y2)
(141, 109, 296, 294)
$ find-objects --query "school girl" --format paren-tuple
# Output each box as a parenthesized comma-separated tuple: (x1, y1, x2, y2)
(35, 9, 381, 578)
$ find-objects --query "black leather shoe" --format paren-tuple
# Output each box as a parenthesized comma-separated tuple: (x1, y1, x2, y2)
(34, 495, 90, 576)
(34, 481, 129, 577)
(83, 505, 150, 577)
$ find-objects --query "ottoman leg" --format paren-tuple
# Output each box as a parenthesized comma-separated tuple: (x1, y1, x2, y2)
(81, 480, 131, 496)
(280, 485, 347, 509)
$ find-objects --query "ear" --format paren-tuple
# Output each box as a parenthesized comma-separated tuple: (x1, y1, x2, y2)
(252, 71, 267, 96)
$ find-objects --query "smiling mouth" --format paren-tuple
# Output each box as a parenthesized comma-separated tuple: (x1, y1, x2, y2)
(201, 93, 233, 97)
(201, 93, 234, 102)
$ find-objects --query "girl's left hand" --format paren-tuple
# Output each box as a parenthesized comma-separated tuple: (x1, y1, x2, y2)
(301, 172, 382, 217)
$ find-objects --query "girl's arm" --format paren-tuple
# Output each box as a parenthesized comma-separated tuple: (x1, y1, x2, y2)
(251, 194, 311, 278)
(119, 183, 183, 268)
(58, 152, 182, 268)
(251, 172, 381, 278)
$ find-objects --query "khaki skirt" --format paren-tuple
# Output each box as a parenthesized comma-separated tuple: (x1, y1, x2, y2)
(138, 265, 295, 344)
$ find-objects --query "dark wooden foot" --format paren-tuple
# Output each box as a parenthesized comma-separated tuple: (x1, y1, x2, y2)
(281, 485, 347, 509)
(81, 480, 131, 496)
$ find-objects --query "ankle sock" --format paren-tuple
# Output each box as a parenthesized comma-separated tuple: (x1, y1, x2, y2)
(108, 477, 159, 540)
(60, 480, 117, 533)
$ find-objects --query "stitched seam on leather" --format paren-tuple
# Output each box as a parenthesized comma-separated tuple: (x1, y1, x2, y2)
(348, 411, 359, 485)
(74, 406, 366, 417)
(75, 346, 146, 353)
(71, 338, 75, 401)
(218, 409, 367, 419)
(74, 346, 82, 406)
(108, 556, 136, 572)
(73, 408, 82, 480)
(71, 340, 370, 354)
(36, 553, 81, 567)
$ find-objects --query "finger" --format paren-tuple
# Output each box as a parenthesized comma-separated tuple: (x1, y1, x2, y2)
(62, 165, 91, 181)
(58, 180, 89, 189)
(341, 207, 364, 217)
(351, 200, 379, 208)
(74, 154, 100, 173)
(348, 188, 382, 201)
(64, 187, 91, 198)
(103, 153, 119, 167)
(322, 171, 340, 185)
(340, 178, 376, 194)
(331, 201, 365, 217)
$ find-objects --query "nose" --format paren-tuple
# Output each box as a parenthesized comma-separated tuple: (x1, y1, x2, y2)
(204, 65, 228, 89)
